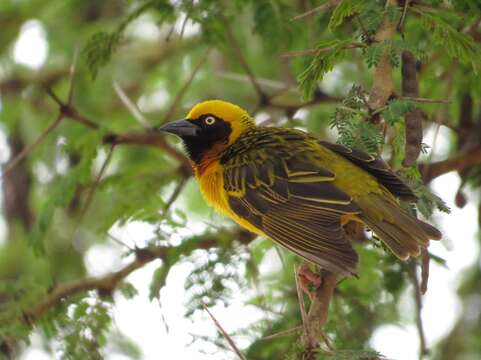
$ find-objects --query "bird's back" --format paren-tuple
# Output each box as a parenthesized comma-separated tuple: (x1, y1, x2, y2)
(220, 126, 385, 200)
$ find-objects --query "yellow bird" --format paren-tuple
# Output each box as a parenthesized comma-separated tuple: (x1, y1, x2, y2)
(159, 100, 441, 275)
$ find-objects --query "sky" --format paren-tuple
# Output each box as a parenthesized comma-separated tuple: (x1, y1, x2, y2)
(2, 17, 479, 360)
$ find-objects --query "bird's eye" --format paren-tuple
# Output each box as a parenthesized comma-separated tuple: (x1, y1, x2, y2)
(204, 116, 216, 125)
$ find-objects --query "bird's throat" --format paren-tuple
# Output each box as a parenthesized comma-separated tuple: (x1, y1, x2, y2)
(184, 139, 228, 176)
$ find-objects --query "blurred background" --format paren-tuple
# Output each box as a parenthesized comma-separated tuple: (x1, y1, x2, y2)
(0, 1, 480, 359)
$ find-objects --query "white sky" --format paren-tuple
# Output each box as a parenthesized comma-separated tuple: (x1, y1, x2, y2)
(5, 17, 480, 360)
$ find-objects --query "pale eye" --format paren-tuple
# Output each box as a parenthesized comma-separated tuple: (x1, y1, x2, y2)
(204, 116, 216, 125)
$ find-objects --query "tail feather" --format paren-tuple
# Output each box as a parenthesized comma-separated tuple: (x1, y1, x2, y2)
(358, 193, 441, 260)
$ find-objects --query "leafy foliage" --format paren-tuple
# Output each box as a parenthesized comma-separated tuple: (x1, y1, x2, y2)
(58, 299, 112, 360)
(1, 0, 480, 359)
(329, 85, 383, 154)
(298, 39, 350, 99)
(417, 9, 481, 73)
(83, 0, 175, 78)
(328, 0, 365, 31)
(249, 0, 293, 51)
(381, 99, 416, 125)
(0, 280, 47, 345)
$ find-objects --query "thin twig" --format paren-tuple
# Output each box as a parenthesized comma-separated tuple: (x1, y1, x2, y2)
(44, 84, 191, 173)
(164, 24, 176, 42)
(67, 47, 79, 105)
(161, 48, 210, 124)
(203, 304, 247, 360)
(112, 81, 151, 129)
(409, 265, 429, 359)
(420, 248, 430, 295)
(397, 0, 411, 32)
(280, 43, 365, 57)
(45, 86, 99, 129)
(260, 325, 303, 341)
(73, 144, 116, 234)
(294, 266, 310, 341)
(162, 177, 188, 216)
(320, 331, 334, 351)
(179, 14, 189, 39)
(222, 17, 265, 99)
(290, 0, 340, 22)
(1, 114, 64, 177)
(400, 96, 451, 104)
(356, 16, 371, 42)
(44, 85, 64, 107)
(107, 232, 134, 251)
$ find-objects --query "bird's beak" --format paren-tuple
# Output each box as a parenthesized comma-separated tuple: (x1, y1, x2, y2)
(157, 119, 199, 137)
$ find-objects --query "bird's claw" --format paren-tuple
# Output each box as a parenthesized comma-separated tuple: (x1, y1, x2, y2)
(297, 262, 322, 300)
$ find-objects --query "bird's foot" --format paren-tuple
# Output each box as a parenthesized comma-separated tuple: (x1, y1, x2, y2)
(297, 262, 322, 300)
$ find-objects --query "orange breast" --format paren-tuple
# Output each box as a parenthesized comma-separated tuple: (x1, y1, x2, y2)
(196, 160, 265, 236)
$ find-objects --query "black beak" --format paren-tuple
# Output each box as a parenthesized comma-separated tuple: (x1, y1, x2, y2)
(157, 119, 199, 137)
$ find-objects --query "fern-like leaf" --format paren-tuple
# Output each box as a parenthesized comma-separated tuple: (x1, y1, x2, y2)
(328, 0, 365, 31)
(298, 39, 350, 99)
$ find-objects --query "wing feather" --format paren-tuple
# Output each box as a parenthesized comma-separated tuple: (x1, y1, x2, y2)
(319, 140, 417, 201)
(223, 135, 360, 275)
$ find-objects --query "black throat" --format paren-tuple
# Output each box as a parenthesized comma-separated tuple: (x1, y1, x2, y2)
(181, 116, 232, 164)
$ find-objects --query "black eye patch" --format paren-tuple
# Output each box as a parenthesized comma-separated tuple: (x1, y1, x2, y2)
(194, 114, 232, 141)
(182, 114, 233, 163)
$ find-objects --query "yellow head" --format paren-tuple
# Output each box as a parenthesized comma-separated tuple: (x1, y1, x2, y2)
(158, 100, 255, 164)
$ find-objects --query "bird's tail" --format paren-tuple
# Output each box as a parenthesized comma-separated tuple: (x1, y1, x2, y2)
(357, 193, 442, 259)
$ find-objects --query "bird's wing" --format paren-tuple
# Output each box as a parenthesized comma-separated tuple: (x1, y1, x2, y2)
(223, 149, 361, 275)
(319, 141, 417, 201)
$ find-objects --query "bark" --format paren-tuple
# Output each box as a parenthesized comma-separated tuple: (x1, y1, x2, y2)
(401, 50, 424, 167)
(2, 131, 34, 233)
(368, 4, 397, 112)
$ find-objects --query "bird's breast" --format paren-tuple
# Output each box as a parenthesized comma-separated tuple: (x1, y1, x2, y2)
(196, 161, 231, 217)
(196, 160, 265, 236)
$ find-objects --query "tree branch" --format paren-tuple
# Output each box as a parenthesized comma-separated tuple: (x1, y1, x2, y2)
(402, 50, 424, 167)
(21, 228, 256, 326)
(1, 114, 64, 178)
(368, 2, 397, 112)
(24, 246, 167, 324)
(420, 146, 481, 183)
(409, 265, 429, 359)
(102, 131, 192, 175)
(299, 270, 338, 359)
(290, 0, 341, 22)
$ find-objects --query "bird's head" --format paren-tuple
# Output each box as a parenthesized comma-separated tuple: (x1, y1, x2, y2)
(158, 100, 254, 164)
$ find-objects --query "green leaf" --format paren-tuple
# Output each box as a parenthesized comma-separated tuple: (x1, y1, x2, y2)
(82, 0, 175, 78)
(149, 264, 169, 300)
(250, 0, 291, 51)
(298, 39, 350, 99)
(119, 282, 138, 299)
(363, 42, 384, 68)
(83, 31, 121, 79)
(328, 0, 365, 31)
(419, 11, 481, 73)
(29, 204, 54, 255)
(381, 99, 416, 125)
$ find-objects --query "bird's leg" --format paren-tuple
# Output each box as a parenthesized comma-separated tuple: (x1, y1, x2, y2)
(297, 262, 323, 300)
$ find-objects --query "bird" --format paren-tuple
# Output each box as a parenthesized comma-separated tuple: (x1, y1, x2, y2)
(158, 100, 442, 277)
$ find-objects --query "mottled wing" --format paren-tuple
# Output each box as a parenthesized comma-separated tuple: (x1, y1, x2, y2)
(319, 141, 417, 201)
(224, 149, 361, 275)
